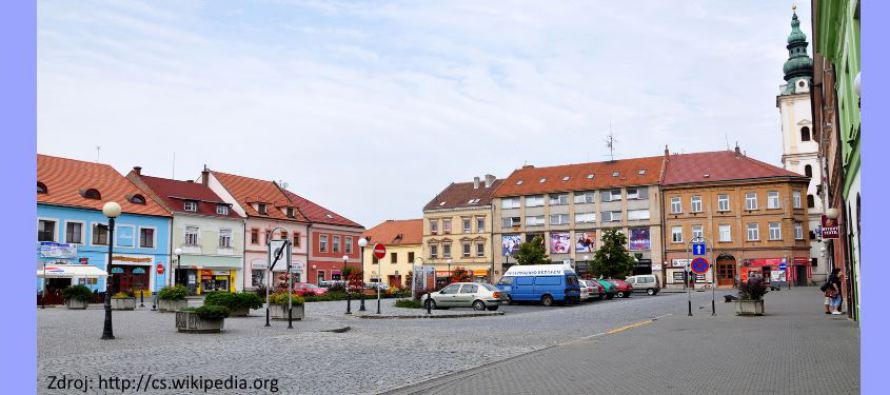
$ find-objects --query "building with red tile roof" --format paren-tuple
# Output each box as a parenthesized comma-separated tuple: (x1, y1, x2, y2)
(362, 219, 423, 286)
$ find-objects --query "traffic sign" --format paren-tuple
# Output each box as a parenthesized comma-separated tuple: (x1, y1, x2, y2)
(690, 257, 710, 275)
(692, 242, 706, 256)
(778, 262, 787, 270)
(156, 263, 164, 275)
(373, 243, 387, 260)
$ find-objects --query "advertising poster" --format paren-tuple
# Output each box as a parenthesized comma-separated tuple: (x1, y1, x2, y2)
(39, 242, 77, 259)
(550, 233, 571, 254)
(629, 228, 650, 251)
(575, 232, 595, 253)
(501, 234, 522, 256)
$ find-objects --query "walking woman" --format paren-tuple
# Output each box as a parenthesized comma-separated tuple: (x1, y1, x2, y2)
(824, 268, 843, 315)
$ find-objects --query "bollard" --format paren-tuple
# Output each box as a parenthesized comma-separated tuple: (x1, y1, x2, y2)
(140, 290, 144, 308)
(426, 293, 432, 315)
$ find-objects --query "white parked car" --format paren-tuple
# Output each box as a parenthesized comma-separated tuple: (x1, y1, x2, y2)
(577, 280, 591, 301)
(580, 279, 601, 301)
(422, 282, 507, 311)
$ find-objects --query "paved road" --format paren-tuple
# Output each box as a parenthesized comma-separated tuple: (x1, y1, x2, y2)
(386, 287, 860, 395)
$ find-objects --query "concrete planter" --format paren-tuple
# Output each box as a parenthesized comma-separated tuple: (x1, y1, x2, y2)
(175, 311, 224, 333)
(736, 299, 765, 316)
(270, 304, 304, 320)
(229, 306, 250, 317)
(65, 299, 88, 310)
(111, 298, 136, 311)
(158, 299, 188, 312)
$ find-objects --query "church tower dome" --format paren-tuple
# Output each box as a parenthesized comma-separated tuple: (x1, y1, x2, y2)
(781, 6, 814, 93)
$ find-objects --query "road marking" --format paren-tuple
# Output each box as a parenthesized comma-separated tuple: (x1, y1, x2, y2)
(565, 314, 671, 345)
(606, 319, 653, 334)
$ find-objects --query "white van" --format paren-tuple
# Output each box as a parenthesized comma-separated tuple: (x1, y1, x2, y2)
(625, 274, 660, 295)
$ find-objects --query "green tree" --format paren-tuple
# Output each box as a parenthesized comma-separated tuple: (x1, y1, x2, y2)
(515, 236, 552, 265)
(590, 229, 635, 278)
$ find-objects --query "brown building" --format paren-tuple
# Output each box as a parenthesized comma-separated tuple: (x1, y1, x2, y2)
(661, 148, 811, 289)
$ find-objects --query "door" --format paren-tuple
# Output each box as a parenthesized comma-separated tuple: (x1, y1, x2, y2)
(456, 284, 479, 307)
(795, 266, 807, 286)
(436, 284, 461, 306)
(716, 260, 736, 287)
(514, 276, 534, 301)
(43, 278, 71, 305)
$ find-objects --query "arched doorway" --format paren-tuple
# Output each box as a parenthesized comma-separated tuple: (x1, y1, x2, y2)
(715, 253, 736, 287)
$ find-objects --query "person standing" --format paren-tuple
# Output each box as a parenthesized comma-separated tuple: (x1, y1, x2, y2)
(823, 268, 843, 315)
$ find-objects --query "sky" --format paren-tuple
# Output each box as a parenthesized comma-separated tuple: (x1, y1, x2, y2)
(37, 0, 811, 228)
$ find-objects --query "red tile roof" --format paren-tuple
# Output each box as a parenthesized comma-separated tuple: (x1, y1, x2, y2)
(211, 171, 308, 222)
(423, 179, 503, 211)
(662, 151, 808, 186)
(363, 219, 423, 246)
(493, 156, 665, 197)
(132, 174, 241, 219)
(281, 190, 363, 228)
(37, 154, 169, 217)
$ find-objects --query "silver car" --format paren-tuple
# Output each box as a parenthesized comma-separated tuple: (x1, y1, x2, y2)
(422, 282, 507, 311)
(625, 274, 660, 295)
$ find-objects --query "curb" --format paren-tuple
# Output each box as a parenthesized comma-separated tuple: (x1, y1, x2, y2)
(354, 311, 505, 319)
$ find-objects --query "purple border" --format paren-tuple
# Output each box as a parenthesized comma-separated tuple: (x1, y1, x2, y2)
(0, 1, 36, 394)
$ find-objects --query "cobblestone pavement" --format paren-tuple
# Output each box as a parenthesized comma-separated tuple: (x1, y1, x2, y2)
(38, 292, 686, 394)
(386, 287, 860, 395)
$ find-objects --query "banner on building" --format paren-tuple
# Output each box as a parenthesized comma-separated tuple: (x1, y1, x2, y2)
(629, 228, 651, 251)
(550, 233, 571, 254)
(39, 242, 77, 259)
(672, 258, 690, 268)
(413, 265, 436, 293)
(502, 235, 522, 256)
(575, 232, 595, 253)
(821, 215, 840, 239)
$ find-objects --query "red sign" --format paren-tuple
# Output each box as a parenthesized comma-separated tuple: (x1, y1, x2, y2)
(821, 215, 840, 239)
(156, 264, 165, 275)
(690, 257, 710, 275)
(79, 257, 88, 265)
(373, 243, 387, 260)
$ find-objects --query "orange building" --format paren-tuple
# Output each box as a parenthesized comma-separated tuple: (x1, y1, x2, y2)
(661, 148, 811, 289)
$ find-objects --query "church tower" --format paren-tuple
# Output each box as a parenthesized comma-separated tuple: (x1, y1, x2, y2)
(776, 5, 825, 282)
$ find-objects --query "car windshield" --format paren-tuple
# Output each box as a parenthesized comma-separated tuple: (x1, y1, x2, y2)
(566, 276, 579, 286)
(481, 284, 499, 292)
(497, 277, 514, 286)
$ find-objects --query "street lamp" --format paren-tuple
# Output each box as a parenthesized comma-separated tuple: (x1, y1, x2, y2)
(358, 238, 368, 312)
(173, 247, 182, 287)
(343, 255, 351, 315)
(101, 201, 121, 340)
(447, 259, 452, 283)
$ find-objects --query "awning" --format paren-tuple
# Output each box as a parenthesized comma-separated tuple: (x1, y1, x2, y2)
(37, 265, 108, 278)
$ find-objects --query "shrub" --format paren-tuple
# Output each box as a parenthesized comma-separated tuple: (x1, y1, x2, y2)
(327, 283, 346, 293)
(394, 299, 423, 309)
(269, 291, 305, 306)
(62, 285, 93, 302)
(158, 285, 188, 301)
(739, 278, 768, 301)
(204, 292, 236, 307)
(234, 292, 264, 309)
(112, 292, 132, 299)
(182, 305, 230, 320)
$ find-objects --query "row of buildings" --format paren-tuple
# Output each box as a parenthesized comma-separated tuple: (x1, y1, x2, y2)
(36, 154, 364, 302)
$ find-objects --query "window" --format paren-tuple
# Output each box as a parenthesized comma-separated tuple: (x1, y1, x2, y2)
(671, 226, 683, 243)
(476, 217, 485, 233)
(604, 211, 622, 222)
(526, 216, 545, 226)
(265, 230, 272, 243)
(562, 176, 570, 181)
(319, 235, 328, 252)
(502, 197, 521, 209)
(462, 243, 471, 257)
(372, 254, 378, 264)
(526, 195, 545, 207)
(550, 214, 569, 225)
(745, 193, 758, 210)
(671, 197, 682, 214)
(804, 165, 813, 178)
(216, 205, 229, 215)
(575, 212, 596, 223)
(769, 222, 782, 240)
(549, 194, 569, 205)
(66, 222, 83, 244)
(92, 223, 109, 245)
(574, 191, 595, 204)
(476, 243, 484, 257)
(286, 207, 295, 218)
(691, 196, 702, 213)
(793, 191, 802, 208)
(612, 171, 619, 177)
(280, 231, 288, 242)
(332, 235, 340, 253)
(467, 198, 480, 205)
(293, 233, 301, 248)
(462, 218, 471, 233)
(767, 191, 780, 209)
(185, 226, 199, 245)
(140, 228, 154, 248)
(130, 194, 146, 204)
(747, 223, 760, 241)
(627, 209, 650, 221)
(443, 219, 452, 234)
(719, 225, 731, 242)
(443, 244, 451, 258)
(345, 236, 352, 254)
(807, 194, 815, 208)
(257, 203, 267, 215)
(604, 189, 622, 202)
(184, 201, 198, 212)
(251, 229, 259, 244)
(408, 252, 414, 263)
(38, 220, 56, 242)
(794, 222, 804, 240)
(219, 229, 232, 248)
(37, 182, 47, 194)
(692, 225, 703, 239)
(503, 217, 521, 227)
(539, 178, 546, 183)
(391, 252, 398, 264)
(717, 194, 729, 212)
(801, 126, 811, 141)
(430, 219, 438, 234)
(430, 244, 438, 258)
(459, 284, 478, 294)
(83, 188, 101, 200)
(626, 188, 639, 200)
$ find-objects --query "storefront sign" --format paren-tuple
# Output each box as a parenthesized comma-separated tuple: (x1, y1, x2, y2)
(629, 228, 650, 251)
(821, 215, 840, 239)
(39, 242, 77, 259)
(111, 255, 153, 266)
(672, 271, 686, 281)
(672, 258, 690, 268)
(652, 263, 663, 271)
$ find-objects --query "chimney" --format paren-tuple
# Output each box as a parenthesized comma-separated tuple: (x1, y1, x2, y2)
(473, 177, 480, 189)
(484, 174, 495, 188)
(522, 164, 534, 169)
(201, 164, 209, 186)
(734, 142, 741, 156)
(133, 166, 142, 175)
(664, 145, 670, 158)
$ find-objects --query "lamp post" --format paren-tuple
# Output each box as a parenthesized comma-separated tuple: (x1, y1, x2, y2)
(101, 201, 121, 340)
(358, 238, 368, 312)
(343, 255, 351, 315)
(447, 259, 452, 283)
(173, 248, 182, 288)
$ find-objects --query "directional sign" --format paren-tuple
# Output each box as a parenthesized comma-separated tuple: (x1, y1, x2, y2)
(373, 243, 387, 260)
(692, 242, 707, 256)
(690, 257, 710, 275)
(778, 262, 787, 270)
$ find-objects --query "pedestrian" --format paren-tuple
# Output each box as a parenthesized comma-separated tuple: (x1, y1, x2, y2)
(822, 268, 843, 315)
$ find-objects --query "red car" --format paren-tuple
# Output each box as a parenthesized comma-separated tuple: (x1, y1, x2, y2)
(607, 279, 633, 298)
(292, 282, 329, 296)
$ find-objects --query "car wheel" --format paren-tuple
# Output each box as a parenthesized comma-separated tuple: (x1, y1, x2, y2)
(424, 299, 437, 310)
(615, 292, 623, 298)
(506, 296, 514, 305)
(647, 288, 656, 296)
(486, 305, 499, 311)
(472, 300, 486, 311)
(541, 295, 554, 307)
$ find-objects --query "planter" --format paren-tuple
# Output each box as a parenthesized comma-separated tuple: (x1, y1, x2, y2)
(229, 306, 250, 317)
(270, 304, 304, 320)
(111, 298, 136, 311)
(65, 299, 88, 310)
(158, 299, 188, 312)
(736, 299, 765, 316)
(175, 311, 224, 333)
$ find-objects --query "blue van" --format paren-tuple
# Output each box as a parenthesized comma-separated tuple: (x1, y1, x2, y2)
(496, 264, 581, 306)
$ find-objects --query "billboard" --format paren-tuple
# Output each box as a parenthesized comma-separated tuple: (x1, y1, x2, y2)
(629, 228, 650, 251)
(575, 232, 595, 253)
(502, 234, 522, 256)
(550, 233, 571, 254)
(39, 242, 77, 259)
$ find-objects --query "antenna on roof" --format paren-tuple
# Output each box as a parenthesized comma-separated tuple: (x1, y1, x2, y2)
(95, 146, 100, 163)
(725, 132, 730, 151)
(279, 180, 289, 190)
(605, 120, 617, 162)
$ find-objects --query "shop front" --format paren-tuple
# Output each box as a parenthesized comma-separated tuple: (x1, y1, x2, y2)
(740, 257, 810, 287)
(109, 254, 155, 295)
(176, 254, 243, 295)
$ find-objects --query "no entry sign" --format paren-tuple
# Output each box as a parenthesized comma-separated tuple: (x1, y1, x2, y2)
(373, 243, 387, 260)
(156, 263, 165, 275)
(690, 257, 710, 275)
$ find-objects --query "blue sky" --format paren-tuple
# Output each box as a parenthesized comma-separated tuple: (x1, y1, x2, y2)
(37, 0, 811, 227)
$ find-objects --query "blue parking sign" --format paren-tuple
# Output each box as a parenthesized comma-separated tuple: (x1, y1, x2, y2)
(692, 243, 706, 256)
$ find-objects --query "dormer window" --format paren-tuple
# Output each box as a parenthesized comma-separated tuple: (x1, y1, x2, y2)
(37, 182, 47, 194)
(216, 205, 229, 215)
(257, 203, 267, 215)
(539, 178, 546, 183)
(638, 170, 646, 175)
(325, 213, 334, 219)
(130, 194, 146, 205)
(286, 207, 295, 218)
(516, 180, 524, 185)
(439, 201, 446, 206)
(586, 174, 594, 179)
(183, 200, 198, 212)
(82, 188, 101, 200)
(562, 176, 570, 181)
(611, 171, 619, 177)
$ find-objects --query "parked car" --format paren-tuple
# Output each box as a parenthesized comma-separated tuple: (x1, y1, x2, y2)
(591, 281, 605, 300)
(596, 279, 618, 299)
(579, 280, 600, 301)
(292, 282, 329, 296)
(578, 280, 590, 301)
(422, 282, 507, 311)
(625, 274, 660, 296)
(607, 279, 633, 298)
(496, 264, 581, 306)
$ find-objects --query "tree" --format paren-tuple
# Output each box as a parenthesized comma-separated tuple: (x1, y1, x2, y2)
(515, 235, 552, 265)
(590, 229, 635, 278)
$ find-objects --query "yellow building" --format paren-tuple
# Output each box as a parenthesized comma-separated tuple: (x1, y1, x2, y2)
(362, 219, 423, 288)
(422, 175, 501, 284)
